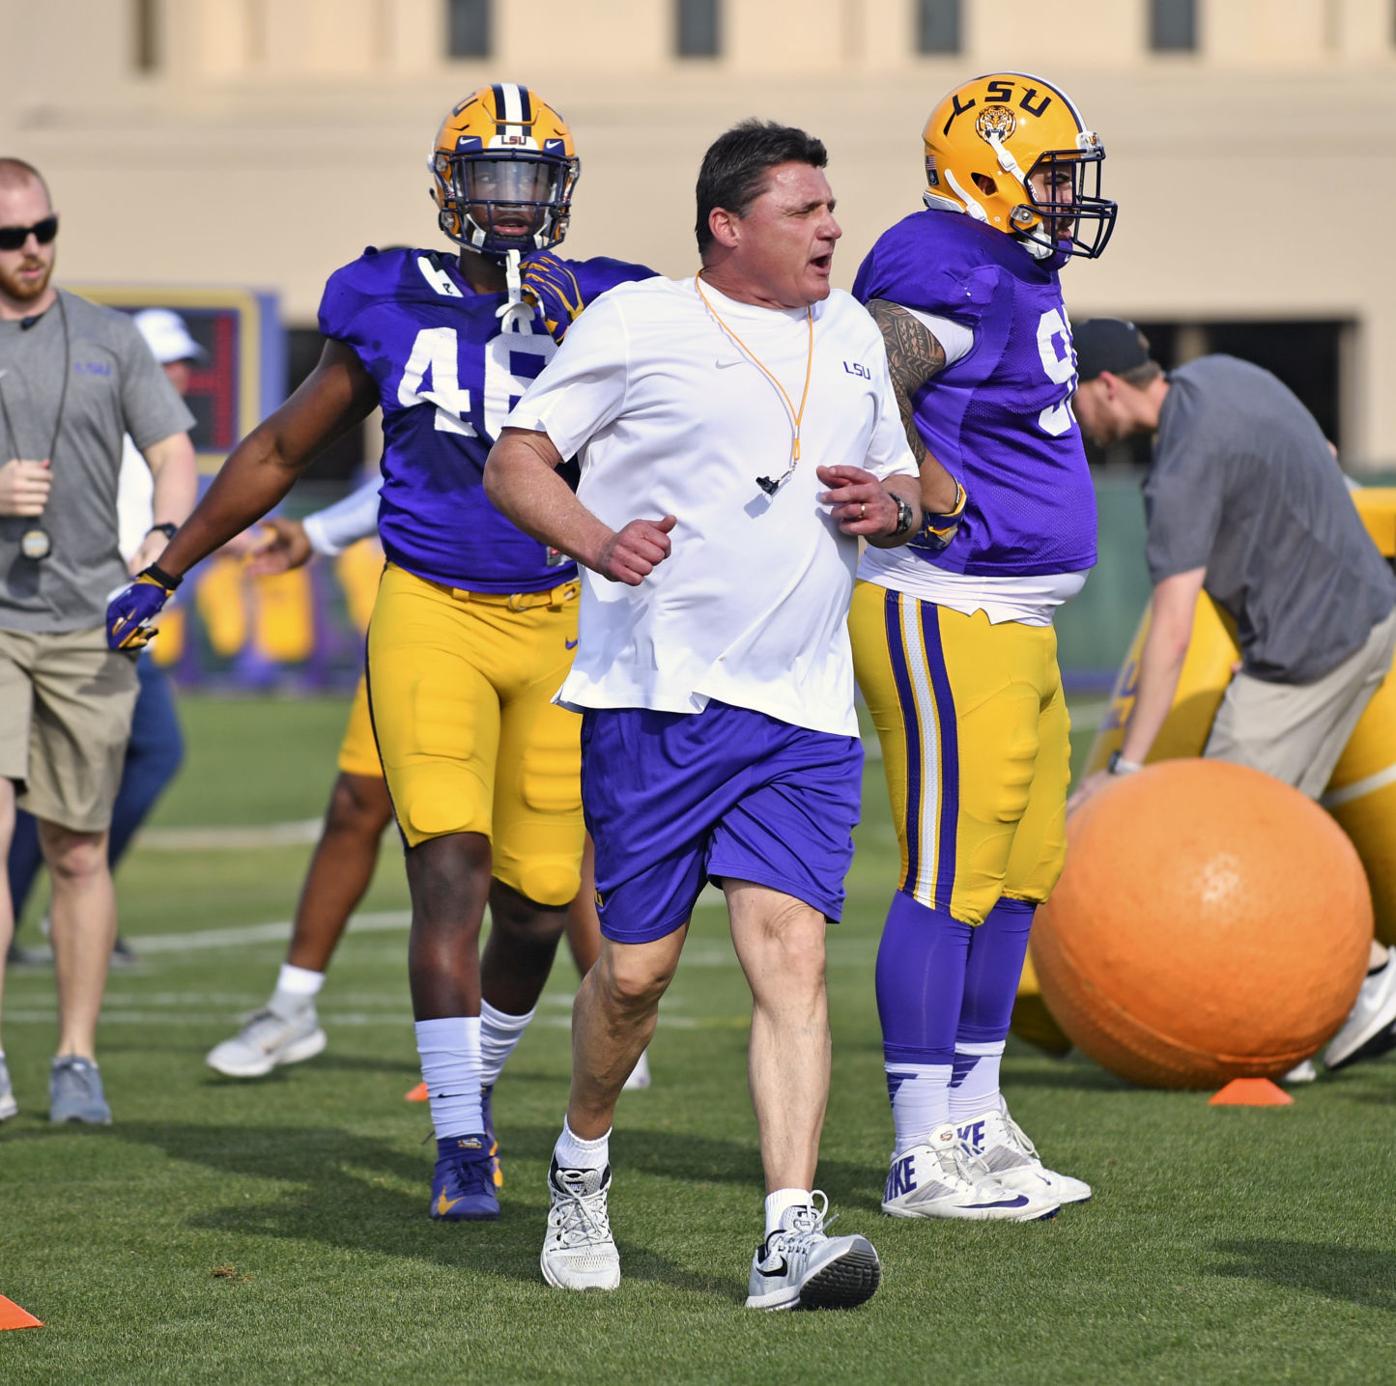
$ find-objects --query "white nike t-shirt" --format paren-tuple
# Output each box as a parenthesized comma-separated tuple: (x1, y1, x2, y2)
(504, 276, 917, 737)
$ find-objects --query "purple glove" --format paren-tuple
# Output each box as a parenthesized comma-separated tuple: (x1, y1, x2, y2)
(106, 565, 180, 651)
(916, 479, 968, 554)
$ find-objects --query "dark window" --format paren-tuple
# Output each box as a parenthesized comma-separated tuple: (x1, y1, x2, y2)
(133, 0, 159, 72)
(677, 0, 720, 58)
(915, 0, 961, 54)
(1149, 0, 1197, 52)
(1078, 318, 1346, 471)
(447, 0, 491, 59)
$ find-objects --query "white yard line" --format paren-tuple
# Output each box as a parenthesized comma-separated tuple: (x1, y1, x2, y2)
(1, 1008, 719, 1030)
(136, 819, 325, 851)
(127, 910, 411, 954)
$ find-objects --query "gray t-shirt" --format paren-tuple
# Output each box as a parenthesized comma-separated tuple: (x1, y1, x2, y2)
(1145, 355, 1396, 683)
(0, 290, 194, 633)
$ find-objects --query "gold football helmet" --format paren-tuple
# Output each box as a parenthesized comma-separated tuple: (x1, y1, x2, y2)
(922, 72, 1115, 260)
(429, 83, 580, 256)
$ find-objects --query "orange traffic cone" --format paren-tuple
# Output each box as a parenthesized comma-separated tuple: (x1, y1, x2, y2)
(1209, 1078, 1293, 1107)
(0, 1295, 43, 1331)
(404, 1081, 428, 1102)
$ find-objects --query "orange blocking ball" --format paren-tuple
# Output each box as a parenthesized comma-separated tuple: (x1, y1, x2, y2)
(1034, 760, 1372, 1088)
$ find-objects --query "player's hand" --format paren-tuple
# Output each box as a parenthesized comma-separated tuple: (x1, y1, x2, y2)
(245, 517, 314, 576)
(106, 567, 179, 651)
(920, 478, 968, 552)
(1066, 769, 1111, 815)
(0, 458, 52, 517)
(521, 252, 584, 343)
(594, 515, 676, 586)
(817, 465, 898, 537)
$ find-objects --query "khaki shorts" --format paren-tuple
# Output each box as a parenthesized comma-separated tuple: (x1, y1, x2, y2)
(0, 626, 140, 833)
(1205, 604, 1396, 799)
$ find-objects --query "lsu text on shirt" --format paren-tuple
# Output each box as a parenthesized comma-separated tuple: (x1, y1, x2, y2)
(503, 276, 918, 737)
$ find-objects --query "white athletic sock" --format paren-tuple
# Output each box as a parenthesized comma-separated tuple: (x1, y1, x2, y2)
(553, 1117, 610, 1172)
(415, 1017, 484, 1139)
(764, 1187, 813, 1236)
(479, 999, 534, 1088)
(948, 1040, 1007, 1122)
(274, 964, 324, 1000)
(886, 1062, 951, 1154)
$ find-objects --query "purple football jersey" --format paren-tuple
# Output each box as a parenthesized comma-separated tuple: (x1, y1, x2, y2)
(318, 246, 653, 592)
(853, 210, 1096, 577)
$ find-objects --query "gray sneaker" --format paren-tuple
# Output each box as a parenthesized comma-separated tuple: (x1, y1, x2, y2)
(205, 1002, 326, 1078)
(50, 1056, 112, 1125)
(745, 1192, 881, 1311)
(0, 1054, 17, 1122)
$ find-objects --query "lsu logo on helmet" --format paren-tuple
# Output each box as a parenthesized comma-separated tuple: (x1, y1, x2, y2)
(430, 83, 580, 256)
(922, 72, 1116, 261)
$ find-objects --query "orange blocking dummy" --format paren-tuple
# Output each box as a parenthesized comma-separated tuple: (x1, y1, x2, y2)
(1032, 760, 1371, 1088)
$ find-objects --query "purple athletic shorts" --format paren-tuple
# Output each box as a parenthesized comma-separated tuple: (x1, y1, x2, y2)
(580, 700, 863, 944)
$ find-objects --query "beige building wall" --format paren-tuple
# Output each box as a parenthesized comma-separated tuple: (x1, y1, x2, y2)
(3, 0, 1396, 463)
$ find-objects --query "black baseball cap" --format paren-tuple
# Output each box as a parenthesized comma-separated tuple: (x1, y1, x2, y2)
(1073, 318, 1152, 382)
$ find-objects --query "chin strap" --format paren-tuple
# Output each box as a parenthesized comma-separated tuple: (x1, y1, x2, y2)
(496, 249, 532, 333)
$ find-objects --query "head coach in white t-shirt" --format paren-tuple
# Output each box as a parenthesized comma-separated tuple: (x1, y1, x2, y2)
(487, 120, 953, 1310)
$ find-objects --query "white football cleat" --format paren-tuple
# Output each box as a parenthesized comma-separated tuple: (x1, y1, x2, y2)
(957, 1105, 1092, 1205)
(205, 1002, 326, 1078)
(745, 1192, 881, 1311)
(540, 1160, 621, 1292)
(1282, 1059, 1319, 1084)
(882, 1123, 1059, 1221)
(1324, 947, 1396, 1072)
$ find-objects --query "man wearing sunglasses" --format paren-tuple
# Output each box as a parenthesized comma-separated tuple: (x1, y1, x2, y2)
(0, 158, 196, 1127)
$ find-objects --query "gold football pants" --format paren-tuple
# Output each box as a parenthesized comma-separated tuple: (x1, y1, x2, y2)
(366, 563, 584, 907)
(850, 580, 1070, 925)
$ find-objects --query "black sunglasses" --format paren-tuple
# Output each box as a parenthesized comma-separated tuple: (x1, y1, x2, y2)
(0, 214, 59, 253)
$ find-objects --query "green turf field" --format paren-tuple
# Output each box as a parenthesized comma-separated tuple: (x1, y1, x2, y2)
(2, 694, 1393, 1384)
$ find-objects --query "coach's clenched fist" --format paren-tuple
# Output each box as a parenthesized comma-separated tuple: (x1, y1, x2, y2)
(593, 514, 677, 586)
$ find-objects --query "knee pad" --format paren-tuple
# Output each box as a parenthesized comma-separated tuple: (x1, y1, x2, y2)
(500, 855, 581, 911)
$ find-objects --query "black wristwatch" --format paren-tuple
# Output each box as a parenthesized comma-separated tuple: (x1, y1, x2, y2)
(147, 522, 178, 540)
(890, 494, 915, 538)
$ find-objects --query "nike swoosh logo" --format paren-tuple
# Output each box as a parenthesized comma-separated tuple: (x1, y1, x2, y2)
(565, 638, 579, 649)
(965, 1196, 1030, 1210)
(436, 1189, 463, 1215)
(715, 357, 744, 369)
(757, 1257, 789, 1279)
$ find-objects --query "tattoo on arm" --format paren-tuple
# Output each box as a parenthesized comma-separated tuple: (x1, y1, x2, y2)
(866, 299, 948, 466)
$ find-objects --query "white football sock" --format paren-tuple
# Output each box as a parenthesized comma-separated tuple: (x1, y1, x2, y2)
(764, 1187, 812, 1236)
(886, 1062, 951, 1154)
(948, 1040, 1006, 1121)
(479, 999, 534, 1088)
(415, 1017, 484, 1139)
(274, 963, 324, 1000)
(553, 1117, 610, 1172)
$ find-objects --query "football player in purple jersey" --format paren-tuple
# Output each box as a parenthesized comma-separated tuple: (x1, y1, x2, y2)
(106, 83, 653, 1221)
(847, 72, 1116, 1221)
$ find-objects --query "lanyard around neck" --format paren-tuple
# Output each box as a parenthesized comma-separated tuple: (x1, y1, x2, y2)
(0, 294, 71, 466)
(694, 272, 814, 483)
